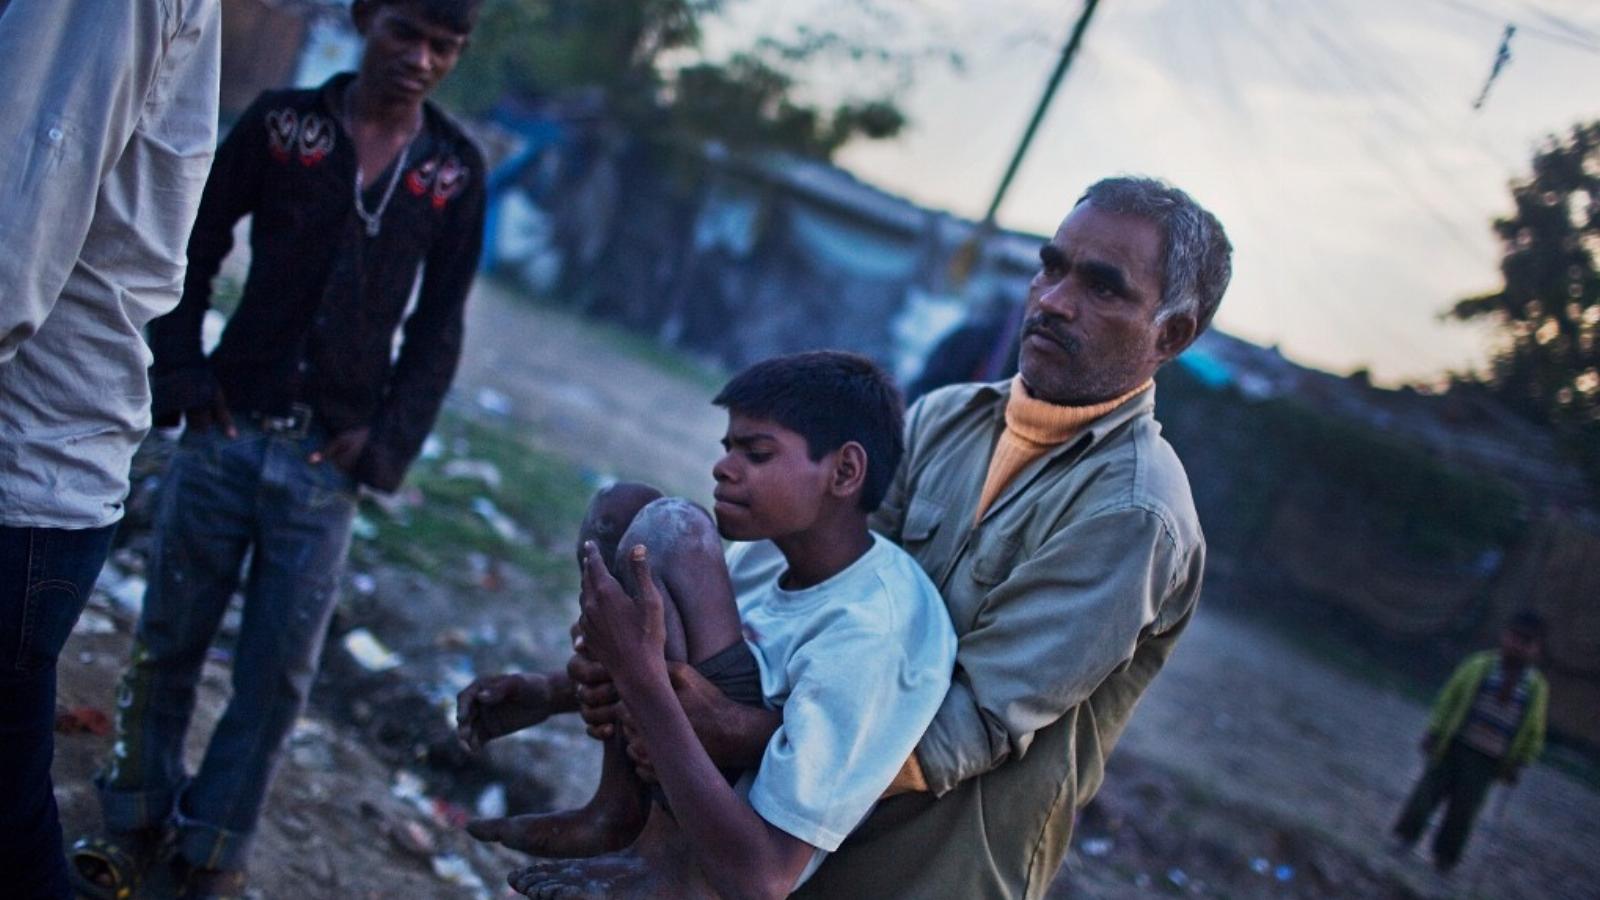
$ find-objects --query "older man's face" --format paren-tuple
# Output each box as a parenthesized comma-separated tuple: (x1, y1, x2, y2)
(1017, 203, 1176, 405)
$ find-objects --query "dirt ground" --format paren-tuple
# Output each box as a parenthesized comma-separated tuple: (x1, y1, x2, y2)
(53, 281, 1600, 898)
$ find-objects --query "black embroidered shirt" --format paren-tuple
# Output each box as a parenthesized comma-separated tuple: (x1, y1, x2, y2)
(149, 73, 486, 492)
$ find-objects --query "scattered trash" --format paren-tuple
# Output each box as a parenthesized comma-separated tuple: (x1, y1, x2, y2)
(1080, 837, 1113, 858)
(475, 783, 507, 820)
(1167, 867, 1189, 888)
(74, 609, 117, 635)
(1274, 864, 1295, 883)
(1250, 857, 1271, 875)
(344, 628, 402, 672)
(289, 719, 335, 771)
(351, 514, 379, 541)
(105, 573, 146, 616)
(367, 485, 424, 521)
(430, 796, 470, 830)
(474, 387, 512, 416)
(436, 627, 472, 651)
(467, 552, 504, 591)
(430, 852, 488, 896)
(470, 497, 520, 542)
(350, 572, 378, 596)
(55, 706, 112, 736)
(389, 818, 437, 859)
(1133, 872, 1152, 889)
(420, 434, 445, 460)
(443, 458, 503, 492)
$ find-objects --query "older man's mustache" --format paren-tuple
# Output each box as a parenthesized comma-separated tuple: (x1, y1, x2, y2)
(1023, 314, 1077, 353)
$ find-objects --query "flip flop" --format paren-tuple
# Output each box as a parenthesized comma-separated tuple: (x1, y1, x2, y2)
(172, 860, 249, 900)
(68, 831, 162, 900)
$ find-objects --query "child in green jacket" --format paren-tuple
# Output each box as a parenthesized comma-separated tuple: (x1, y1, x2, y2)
(1393, 610, 1549, 873)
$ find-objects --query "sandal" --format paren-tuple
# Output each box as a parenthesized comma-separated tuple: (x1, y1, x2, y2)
(68, 830, 164, 900)
(172, 859, 249, 900)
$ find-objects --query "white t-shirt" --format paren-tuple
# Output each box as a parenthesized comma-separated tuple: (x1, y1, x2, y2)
(725, 532, 957, 857)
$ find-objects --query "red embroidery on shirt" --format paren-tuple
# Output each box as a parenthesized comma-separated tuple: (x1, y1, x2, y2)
(297, 113, 335, 167)
(431, 157, 469, 210)
(405, 158, 438, 196)
(266, 108, 298, 163)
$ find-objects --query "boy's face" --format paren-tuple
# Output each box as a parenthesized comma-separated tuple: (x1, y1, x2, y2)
(354, 2, 471, 104)
(712, 413, 834, 542)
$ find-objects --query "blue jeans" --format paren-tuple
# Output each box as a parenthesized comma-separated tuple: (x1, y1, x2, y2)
(96, 423, 356, 872)
(1, 522, 117, 900)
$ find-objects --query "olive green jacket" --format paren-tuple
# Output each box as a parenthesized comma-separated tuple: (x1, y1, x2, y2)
(1427, 650, 1548, 772)
(796, 380, 1205, 900)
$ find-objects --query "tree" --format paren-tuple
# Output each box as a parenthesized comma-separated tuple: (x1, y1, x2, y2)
(1450, 121, 1600, 485)
(436, 0, 907, 160)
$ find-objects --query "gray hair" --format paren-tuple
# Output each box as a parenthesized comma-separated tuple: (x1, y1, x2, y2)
(1075, 176, 1233, 334)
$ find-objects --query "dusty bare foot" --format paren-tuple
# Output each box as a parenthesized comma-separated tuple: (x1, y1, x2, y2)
(468, 798, 644, 858)
(507, 811, 714, 899)
(508, 851, 711, 899)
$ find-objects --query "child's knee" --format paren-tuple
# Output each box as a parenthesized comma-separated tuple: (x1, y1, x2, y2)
(616, 498, 719, 575)
(579, 482, 664, 569)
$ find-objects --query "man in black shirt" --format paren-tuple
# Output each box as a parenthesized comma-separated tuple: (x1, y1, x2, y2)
(77, 2, 485, 895)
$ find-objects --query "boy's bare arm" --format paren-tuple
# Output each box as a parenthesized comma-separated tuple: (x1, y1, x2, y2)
(455, 670, 578, 752)
(581, 544, 814, 900)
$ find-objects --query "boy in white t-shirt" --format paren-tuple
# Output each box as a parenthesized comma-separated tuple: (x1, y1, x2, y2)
(458, 351, 955, 898)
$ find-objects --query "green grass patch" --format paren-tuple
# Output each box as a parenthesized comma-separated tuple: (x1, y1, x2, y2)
(354, 407, 596, 593)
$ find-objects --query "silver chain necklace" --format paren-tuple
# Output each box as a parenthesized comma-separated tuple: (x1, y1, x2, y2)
(344, 86, 416, 238)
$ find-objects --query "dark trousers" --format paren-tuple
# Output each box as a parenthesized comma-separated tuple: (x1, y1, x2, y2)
(97, 424, 355, 872)
(1394, 739, 1501, 869)
(0, 523, 118, 900)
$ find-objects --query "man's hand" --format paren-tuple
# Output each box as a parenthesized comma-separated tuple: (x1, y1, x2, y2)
(184, 387, 236, 437)
(882, 753, 929, 798)
(577, 542, 667, 685)
(311, 426, 370, 474)
(455, 673, 558, 752)
(568, 647, 621, 740)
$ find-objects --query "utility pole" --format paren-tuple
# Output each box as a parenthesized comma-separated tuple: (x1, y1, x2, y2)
(982, 0, 1103, 226)
(950, 0, 1102, 286)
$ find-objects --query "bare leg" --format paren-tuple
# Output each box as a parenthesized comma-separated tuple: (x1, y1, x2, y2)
(471, 485, 663, 858)
(509, 499, 738, 897)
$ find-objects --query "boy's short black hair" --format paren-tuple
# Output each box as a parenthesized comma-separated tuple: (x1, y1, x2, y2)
(1506, 609, 1547, 642)
(363, 0, 482, 33)
(713, 351, 905, 513)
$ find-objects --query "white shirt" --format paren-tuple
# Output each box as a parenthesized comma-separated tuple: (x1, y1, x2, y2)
(0, 0, 220, 527)
(726, 533, 957, 855)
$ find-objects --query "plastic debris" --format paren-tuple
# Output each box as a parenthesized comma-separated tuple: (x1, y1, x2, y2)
(1166, 868, 1189, 888)
(106, 574, 146, 616)
(430, 797, 470, 830)
(350, 573, 378, 596)
(1250, 857, 1270, 875)
(1080, 837, 1113, 858)
(351, 514, 379, 541)
(475, 783, 507, 820)
(474, 387, 512, 416)
(420, 434, 444, 460)
(343, 628, 402, 672)
(443, 458, 503, 491)
(1274, 864, 1295, 883)
(74, 609, 117, 635)
(430, 853, 488, 896)
(470, 497, 520, 542)
(55, 706, 112, 736)
(390, 818, 436, 859)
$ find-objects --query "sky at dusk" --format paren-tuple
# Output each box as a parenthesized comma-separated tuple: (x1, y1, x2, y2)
(701, 0, 1600, 385)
